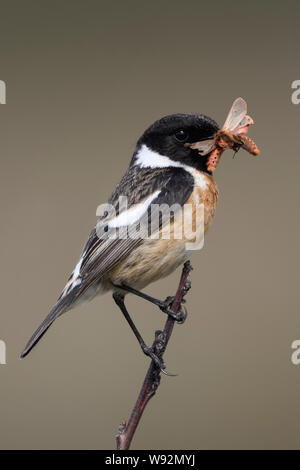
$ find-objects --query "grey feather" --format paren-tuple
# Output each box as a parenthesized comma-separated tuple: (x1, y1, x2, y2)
(20, 290, 78, 358)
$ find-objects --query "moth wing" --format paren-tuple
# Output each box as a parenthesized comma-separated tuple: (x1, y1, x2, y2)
(233, 114, 254, 135)
(238, 115, 253, 128)
(223, 97, 247, 131)
(187, 139, 215, 156)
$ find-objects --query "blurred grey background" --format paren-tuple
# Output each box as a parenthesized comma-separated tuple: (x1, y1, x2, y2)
(0, 0, 300, 449)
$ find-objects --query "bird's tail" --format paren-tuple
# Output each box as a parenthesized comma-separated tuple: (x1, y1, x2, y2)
(20, 293, 74, 358)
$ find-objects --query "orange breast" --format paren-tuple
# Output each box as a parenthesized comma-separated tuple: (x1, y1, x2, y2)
(185, 171, 219, 236)
(106, 171, 219, 291)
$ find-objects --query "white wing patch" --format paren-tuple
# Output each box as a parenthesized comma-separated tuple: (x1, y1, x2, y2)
(73, 256, 84, 279)
(60, 252, 85, 298)
(108, 190, 161, 228)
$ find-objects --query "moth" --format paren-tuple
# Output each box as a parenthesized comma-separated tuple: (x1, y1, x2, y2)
(186, 97, 260, 172)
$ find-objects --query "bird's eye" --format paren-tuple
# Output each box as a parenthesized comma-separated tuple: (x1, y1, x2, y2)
(175, 129, 188, 142)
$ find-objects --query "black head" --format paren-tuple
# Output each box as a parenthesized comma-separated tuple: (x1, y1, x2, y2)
(133, 113, 219, 174)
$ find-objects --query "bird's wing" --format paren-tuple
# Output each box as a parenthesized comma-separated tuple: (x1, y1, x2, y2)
(21, 166, 194, 358)
(69, 166, 195, 297)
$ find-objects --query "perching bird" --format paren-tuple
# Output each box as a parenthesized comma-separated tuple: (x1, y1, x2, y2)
(21, 98, 259, 373)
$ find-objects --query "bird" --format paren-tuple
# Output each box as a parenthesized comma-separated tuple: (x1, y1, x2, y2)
(21, 98, 259, 373)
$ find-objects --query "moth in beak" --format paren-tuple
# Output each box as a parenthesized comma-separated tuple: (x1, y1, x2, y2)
(185, 97, 260, 172)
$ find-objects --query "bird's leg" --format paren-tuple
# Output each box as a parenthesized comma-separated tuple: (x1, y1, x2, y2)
(112, 283, 187, 324)
(112, 293, 174, 376)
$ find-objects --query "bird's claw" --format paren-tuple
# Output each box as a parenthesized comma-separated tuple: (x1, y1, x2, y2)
(159, 297, 188, 324)
(142, 346, 177, 376)
(160, 368, 177, 377)
(171, 305, 187, 324)
(143, 345, 165, 369)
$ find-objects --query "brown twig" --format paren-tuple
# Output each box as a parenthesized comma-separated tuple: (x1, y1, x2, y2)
(116, 260, 193, 450)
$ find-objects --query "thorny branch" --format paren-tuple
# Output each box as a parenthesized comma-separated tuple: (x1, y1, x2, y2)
(116, 260, 193, 450)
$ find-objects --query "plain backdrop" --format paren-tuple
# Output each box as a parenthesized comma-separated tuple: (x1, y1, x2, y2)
(0, 0, 300, 449)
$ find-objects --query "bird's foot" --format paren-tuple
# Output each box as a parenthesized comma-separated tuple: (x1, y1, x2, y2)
(159, 296, 188, 324)
(142, 343, 176, 377)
